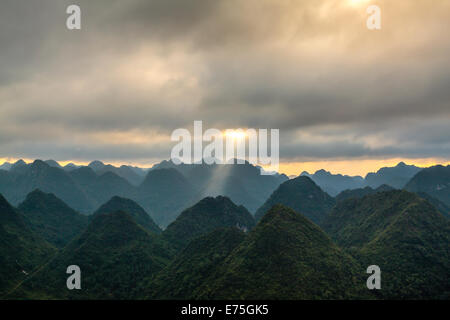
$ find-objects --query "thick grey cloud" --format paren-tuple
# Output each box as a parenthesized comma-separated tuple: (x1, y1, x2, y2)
(0, 0, 449, 165)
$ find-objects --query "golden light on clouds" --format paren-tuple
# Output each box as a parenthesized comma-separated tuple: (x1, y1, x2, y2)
(223, 130, 248, 140)
(2, 157, 449, 178)
(0, 1, 448, 172)
(276, 158, 450, 177)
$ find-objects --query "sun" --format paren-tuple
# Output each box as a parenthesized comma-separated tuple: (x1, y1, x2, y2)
(224, 130, 247, 140)
(348, 0, 371, 6)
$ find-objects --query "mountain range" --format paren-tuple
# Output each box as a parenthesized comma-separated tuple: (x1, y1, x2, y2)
(1, 159, 449, 300)
(181, 205, 366, 299)
(301, 162, 422, 195)
(10, 210, 173, 299)
(322, 190, 450, 299)
(0, 159, 286, 227)
(405, 165, 450, 206)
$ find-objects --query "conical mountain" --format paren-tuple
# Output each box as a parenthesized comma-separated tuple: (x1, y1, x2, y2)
(404, 165, 450, 206)
(322, 190, 450, 299)
(163, 196, 255, 250)
(200, 205, 364, 299)
(18, 189, 88, 247)
(138, 168, 198, 227)
(146, 227, 246, 299)
(44, 160, 61, 168)
(11, 211, 174, 299)
(9, 159, 27, 173)
(92, 196, 161, 234)
(255, 176, 335, 224)
(87, 160, 105, 172)
(0, 194, 55, 297)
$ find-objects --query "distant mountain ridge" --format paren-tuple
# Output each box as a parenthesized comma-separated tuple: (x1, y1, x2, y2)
(152, 159, 288, 213)
(365, 162, 422, 189)
(405, 165, 450, 206)
(300, 170, 364, 196)
(300, 162, 423, 195)
(0, 159, 286, 227)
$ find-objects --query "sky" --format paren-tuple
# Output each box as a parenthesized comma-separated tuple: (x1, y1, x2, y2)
(0, 0, 449, 176)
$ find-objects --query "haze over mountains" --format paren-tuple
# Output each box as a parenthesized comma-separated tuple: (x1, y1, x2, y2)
(301, 162, 423, 196)
(1, 166, 449, 299)
(0, 159, 286, 227)
(1, 158, 449, 299)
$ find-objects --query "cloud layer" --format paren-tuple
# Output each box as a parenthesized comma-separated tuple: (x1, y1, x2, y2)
(0, 0, 449, 165)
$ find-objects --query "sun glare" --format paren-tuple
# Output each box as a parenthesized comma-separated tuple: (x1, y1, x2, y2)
(224, 130, 247, 140)
(348, 0, 371, 6)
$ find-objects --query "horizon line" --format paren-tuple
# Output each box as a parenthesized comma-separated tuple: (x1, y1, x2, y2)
(1, 157, 449, 178)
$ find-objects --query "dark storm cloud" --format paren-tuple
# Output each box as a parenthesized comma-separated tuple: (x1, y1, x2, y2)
(0, 0, 449, 163)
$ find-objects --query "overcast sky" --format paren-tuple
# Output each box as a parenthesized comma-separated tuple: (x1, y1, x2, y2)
(0, 0, 449, 175)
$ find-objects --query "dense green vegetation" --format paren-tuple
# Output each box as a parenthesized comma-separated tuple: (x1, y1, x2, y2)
(415, 192, 450, 218)
(336, 184, 394, 203)
(145, 227, 246, 299)
(163, 196, 255, 250)
(322, 190, 450, 299)
(18, 189, 88, 247)
(2, 180, 449, 300)
(197, 205, 366, 299)
(255, 176, 335, 224)
(11, 211, 174, 299)
(92, 196, 161, 234)
(0, 194, 55, 297)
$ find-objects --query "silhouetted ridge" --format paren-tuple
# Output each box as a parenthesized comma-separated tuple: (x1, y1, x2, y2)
(18, 189, 88, 247)
(255, 176, 335, 224)
(405, 165, 450, 206)
(93, 196, 161, 234)
(163, 196, 255, 249)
